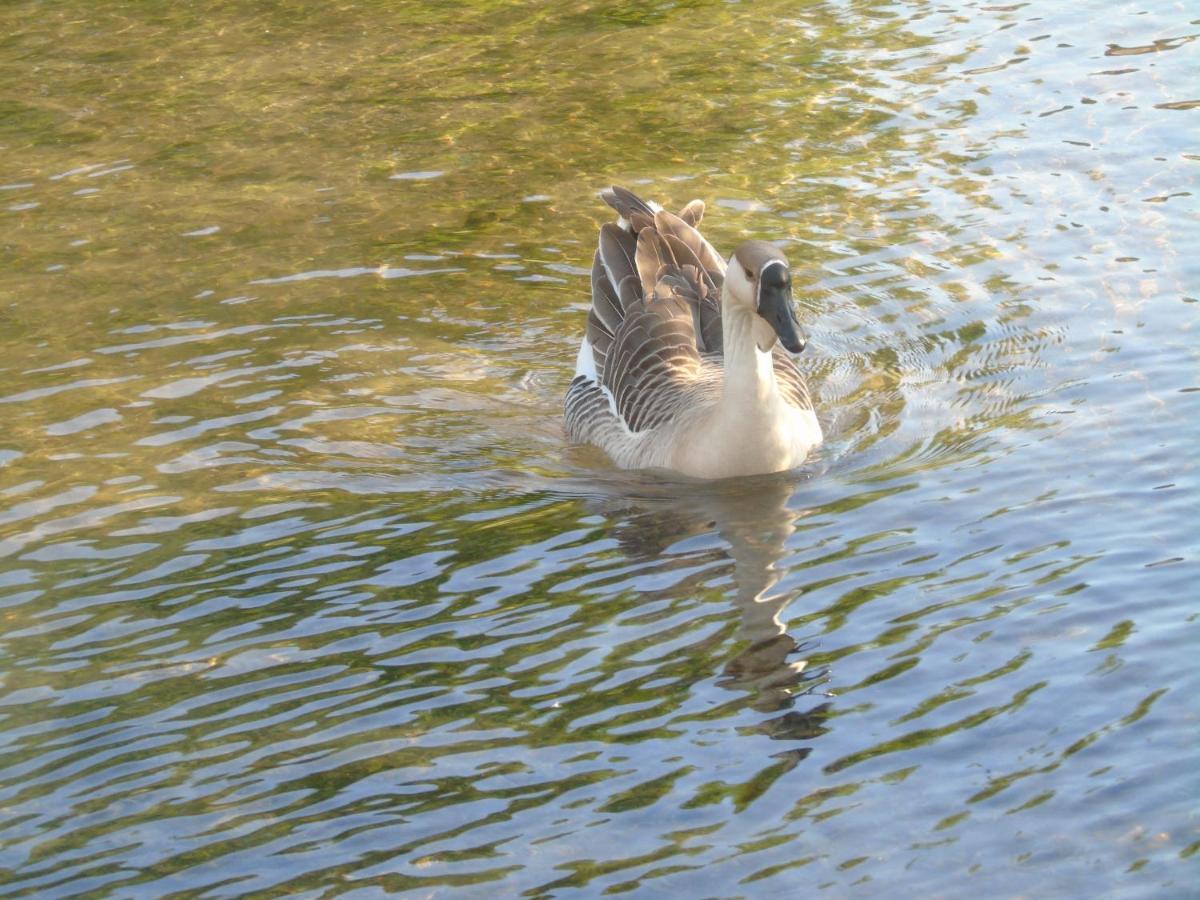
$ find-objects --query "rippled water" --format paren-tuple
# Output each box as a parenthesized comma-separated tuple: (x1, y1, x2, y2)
(1, 1, 1197, 896)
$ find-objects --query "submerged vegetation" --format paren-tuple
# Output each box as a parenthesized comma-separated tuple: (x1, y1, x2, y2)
(0, 0, 1196, 895)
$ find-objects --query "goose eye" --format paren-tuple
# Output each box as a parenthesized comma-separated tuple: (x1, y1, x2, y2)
(743, 266, 754, 280)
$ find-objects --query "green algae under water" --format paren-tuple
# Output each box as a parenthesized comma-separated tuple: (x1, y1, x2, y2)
(0, 1, 1197, 896)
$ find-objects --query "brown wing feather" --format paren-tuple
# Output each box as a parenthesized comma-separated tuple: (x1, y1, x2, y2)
(586, 309, 613, 373)
(772, 346, 814, 410)
(602, 185, 657, 222)
(603, 291, 706, 433)
(598, 224, 639, 297)
(590, 254, 622, 334)
(653, 209, 725, 282)
(580, 186, 738, 432)
(629, 211, 656, 233)
(635, 228, 674, 301)
(678, 199, 705, 227)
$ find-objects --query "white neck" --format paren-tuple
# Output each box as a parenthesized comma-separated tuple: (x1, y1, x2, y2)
(720, 286, 779, 411)
(662, 281, 820, 478)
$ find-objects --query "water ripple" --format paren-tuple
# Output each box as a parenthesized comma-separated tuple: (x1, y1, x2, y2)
(0, 0, 1196, 896)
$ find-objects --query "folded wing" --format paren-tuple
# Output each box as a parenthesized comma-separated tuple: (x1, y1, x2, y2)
(581, 187, 728, 433)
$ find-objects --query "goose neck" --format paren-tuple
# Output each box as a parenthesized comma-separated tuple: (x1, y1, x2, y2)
(721, 301, 777, 406)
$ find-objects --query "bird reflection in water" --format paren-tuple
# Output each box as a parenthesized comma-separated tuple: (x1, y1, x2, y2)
(596, 472, 832, 761)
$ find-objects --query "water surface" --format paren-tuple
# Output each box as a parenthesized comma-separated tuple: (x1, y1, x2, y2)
(1, 0, 1197, 896)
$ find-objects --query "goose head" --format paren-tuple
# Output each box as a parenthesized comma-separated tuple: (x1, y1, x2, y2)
(723, 241, 806, 354)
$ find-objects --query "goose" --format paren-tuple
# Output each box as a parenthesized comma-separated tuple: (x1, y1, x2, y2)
(564, 186, 823, 479)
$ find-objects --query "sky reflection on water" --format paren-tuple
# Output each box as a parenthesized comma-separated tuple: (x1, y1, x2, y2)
(0, 0, 1197, 896)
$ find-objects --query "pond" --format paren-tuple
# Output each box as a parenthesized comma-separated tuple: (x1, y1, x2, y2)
(0, 0, 1197, 896)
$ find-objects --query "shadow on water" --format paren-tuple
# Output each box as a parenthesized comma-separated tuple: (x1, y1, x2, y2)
(581, 473, 835, 757)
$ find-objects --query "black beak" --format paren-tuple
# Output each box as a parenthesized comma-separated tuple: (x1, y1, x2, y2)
(757, 264, 806, 353)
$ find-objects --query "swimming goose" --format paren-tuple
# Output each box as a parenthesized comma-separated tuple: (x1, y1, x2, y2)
(565, 186, 822, 478)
